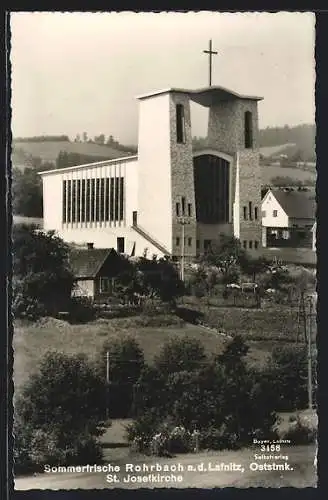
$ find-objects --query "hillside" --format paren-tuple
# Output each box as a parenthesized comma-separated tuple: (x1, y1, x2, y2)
(259, 124, 315, 161)
(12, 140, 135, 165)
(261, 164, 316, 186)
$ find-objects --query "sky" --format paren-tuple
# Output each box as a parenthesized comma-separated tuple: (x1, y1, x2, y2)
(10, 11, 315, 145)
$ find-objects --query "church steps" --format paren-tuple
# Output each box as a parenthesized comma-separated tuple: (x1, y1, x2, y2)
(131, 224, 171, 256)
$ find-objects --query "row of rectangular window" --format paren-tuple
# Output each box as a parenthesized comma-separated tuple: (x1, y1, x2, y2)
(243, 240, 259, 250)
(243, 202, 258, 221)
(62, 177, 124, 223)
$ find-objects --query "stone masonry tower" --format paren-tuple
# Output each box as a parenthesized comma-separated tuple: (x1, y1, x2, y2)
(205, 88, 263, 253)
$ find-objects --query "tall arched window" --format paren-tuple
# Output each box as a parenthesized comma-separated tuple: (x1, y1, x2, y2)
(244, 111, 253, 149)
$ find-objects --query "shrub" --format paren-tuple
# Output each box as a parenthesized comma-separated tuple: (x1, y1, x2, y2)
(12, 288, 47, 321)
(154, 336, 207, 376)
(98, 336, 145, 418)
(265, 345, 312, 411)
(282, 416, 316, 445)
(126, 410, 161, 454)
(16, 351, 106, 434)
(14, 420, 103, 473)
(199, 425, 238, 451)
(13, 225, 75, 317)
(68, 296, 96, 323)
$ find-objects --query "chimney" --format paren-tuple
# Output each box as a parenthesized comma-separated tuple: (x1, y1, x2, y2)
(87, 242, 94, 250)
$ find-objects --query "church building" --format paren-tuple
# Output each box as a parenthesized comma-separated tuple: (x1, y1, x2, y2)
(40, 84, 263, 259)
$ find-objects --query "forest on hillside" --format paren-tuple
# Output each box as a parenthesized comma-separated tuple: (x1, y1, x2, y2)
(193, 124, 315, 162)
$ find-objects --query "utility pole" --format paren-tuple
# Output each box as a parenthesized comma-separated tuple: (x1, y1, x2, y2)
(106, 351, 110, 420)
(307, 297, 313, 410)
(177, 216, 191, 281)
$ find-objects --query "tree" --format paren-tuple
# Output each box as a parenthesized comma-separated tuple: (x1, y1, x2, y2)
(98, 336, 145, 417)
(94, 134, 105, 145)
(154, 336, 207, 376)
(264, 345, 312, 411)
(12, 167, 43, 217)
(241, 256, 269, 282)
(15, 351, 106, 470)
(13, 225, 74, 317)
(199, 235, 247, 283)
(82, 131, 88, 142)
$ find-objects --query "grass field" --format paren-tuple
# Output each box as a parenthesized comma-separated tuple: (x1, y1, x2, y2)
(13, 302, 308, 393)
(13, 141, 134, 164)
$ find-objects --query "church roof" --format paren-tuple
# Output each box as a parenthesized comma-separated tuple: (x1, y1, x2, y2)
(136, 85, 263, 105)
(69, 247, 118, 279)
(271, 189, 316, 220)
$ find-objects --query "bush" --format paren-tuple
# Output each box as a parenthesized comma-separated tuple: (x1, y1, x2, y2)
(265, 345, 312, 411)
(126, 410, 161, 454)
(16, 351, 106, 434)
(14, 419, 103, 474)
(13, 226, 75, 318)
(199, 425, 238, 451)
(136, 314, 184, 327)
(68, 296, 96, 323)
(154, 336, 207, 376)
(12, 288, 47, 321)
(282, 416, 316, 445)
(98, 336, 145, 418)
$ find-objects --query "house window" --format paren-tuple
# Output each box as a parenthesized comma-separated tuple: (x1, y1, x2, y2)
(249, 241, 253, 249)
(132, 211, 137, 226)
(254, 207, 258, 220)
(188, 203, 192, 217)
(204, 239, 212, 251)
(181, 196, 186, 215)
(273, 210, 278, 217)
(243, 206, 247, 220)
(196, 239, 200, 249)
(262, 210, 266, 217)
(117, 237, 125, 253)
(188, 237, 192, 247)
(244, 111, 253, 149)
(176, 237, 180, 246)
(254, 241, 259, 249)
(249, 201, 253, 221)
(243, 240, 247, 249)
(99, 277, 111, 293)
(176, 104, 185, 143)
(176, 202, 180, 216)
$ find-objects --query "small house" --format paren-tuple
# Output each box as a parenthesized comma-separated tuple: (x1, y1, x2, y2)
(69, 243, 126, 300)
(261, 188, 316, 248)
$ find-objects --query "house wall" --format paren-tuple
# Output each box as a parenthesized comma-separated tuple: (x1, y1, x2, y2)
(262, 192, 289, 228)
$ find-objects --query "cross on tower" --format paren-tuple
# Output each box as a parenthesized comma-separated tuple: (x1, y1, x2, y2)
(203, 39, 218, 87)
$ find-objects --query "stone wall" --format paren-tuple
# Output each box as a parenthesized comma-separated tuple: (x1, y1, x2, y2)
(207, 98, 262, 254)
(169, 92, 197, 258)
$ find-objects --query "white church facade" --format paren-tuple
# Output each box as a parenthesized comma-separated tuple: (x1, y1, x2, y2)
(40, 85, 263, 259)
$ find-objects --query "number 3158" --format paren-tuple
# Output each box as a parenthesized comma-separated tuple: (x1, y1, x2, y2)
(261, 444, 281, 452)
